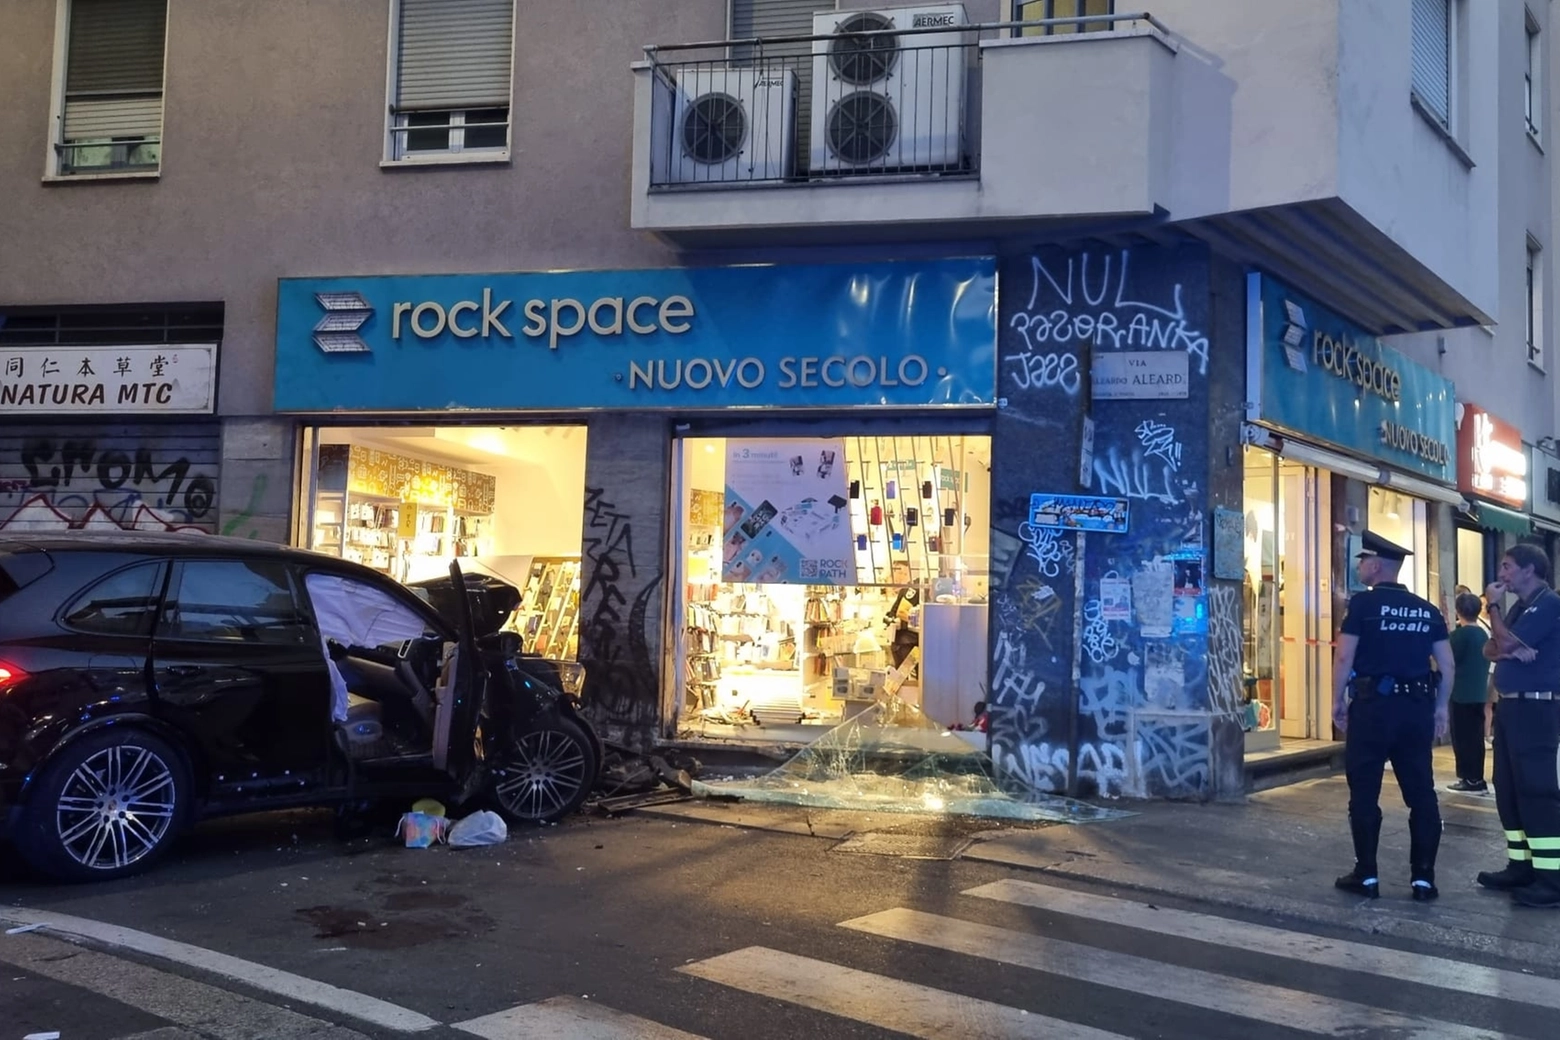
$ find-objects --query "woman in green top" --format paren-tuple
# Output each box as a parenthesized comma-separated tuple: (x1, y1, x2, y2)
(1447, 592, 1492, 792)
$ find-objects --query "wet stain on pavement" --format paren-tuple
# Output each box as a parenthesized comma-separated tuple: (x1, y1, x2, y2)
(295, 905, 458, 949)
(294, 899, 493, 950)
(381, 890, 468, 911)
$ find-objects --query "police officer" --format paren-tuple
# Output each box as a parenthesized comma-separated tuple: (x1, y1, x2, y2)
(1476, 543, 1560, 907)
(1331, 531, 1454, 901)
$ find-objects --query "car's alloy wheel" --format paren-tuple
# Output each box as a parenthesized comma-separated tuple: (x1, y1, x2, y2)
(492, 717, 595, 823)
(18, 728, 189, 881)
(55, 744, 178, 871)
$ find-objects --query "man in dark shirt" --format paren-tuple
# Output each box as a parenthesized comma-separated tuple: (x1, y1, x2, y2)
(1447, 592, 1492, 792)
(1331, 531, 1453, 901)
(1476, 543, 1560, 907)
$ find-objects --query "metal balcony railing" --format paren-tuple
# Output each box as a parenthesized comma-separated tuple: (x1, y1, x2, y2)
(643, 10, 1165, 190)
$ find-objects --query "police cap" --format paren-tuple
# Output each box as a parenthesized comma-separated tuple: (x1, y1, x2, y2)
(1356, 530, 1413, 563)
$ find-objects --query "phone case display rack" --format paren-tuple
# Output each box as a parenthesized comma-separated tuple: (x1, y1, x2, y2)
(509, 557, 581, 659)
(312, 444, 496, 580)
(842, 435, 972, 588)
(312, 489, 400, 574)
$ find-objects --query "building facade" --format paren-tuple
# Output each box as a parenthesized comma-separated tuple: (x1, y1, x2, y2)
(0, 0, 1552, 799)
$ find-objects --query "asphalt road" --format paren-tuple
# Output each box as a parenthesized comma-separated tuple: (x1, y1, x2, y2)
(2, 805, 1557, 1039)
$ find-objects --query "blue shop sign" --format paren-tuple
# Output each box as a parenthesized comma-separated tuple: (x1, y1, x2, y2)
(1247, 273, 1455, 482)
(274, 259, 996, 412)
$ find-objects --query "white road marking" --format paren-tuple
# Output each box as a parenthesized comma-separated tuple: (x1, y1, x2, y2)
(454, 996, 707, 1039)
(0, 907, 438, 1033)
(0, 932, 369, 1040)
(843, 908, 1497, 1040)
(966, 877, 1560, 1012)
(679, 945, 1130, 1040)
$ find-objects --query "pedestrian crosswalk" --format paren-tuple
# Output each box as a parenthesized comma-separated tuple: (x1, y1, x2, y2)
(450, 876, 1560, 1039)
(12, 872, 1557, 1039)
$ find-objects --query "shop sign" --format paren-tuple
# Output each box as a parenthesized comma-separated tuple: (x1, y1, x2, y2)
(274, 260, 996, 412)
(1091, 351, 1189, 400)
(0, 345, 217, 415)
(1247, 274, 1455, 483)
(1456, 401, 1527, 509)
(1028, 492, 1130, 534)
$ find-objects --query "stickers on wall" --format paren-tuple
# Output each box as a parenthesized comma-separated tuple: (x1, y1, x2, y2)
(1099, 575, 1133, 621)
(1028, 493, 1130, 534)
(1211, 507, 1244, 581)
(722, 440, 856, 585)
(1131, 559, 1176, 638)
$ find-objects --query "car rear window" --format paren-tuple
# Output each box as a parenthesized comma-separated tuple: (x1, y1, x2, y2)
(0, 547, 54, 603)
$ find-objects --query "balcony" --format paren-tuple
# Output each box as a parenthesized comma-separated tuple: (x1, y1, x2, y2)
(630, 11, 1178, 246)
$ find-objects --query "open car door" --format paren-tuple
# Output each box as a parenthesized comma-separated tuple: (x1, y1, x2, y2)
(438, 561, 489, 789)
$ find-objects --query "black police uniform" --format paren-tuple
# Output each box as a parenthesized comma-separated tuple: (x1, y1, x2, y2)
(1336, 532, 1447, 899)
(1478, 582, 1560, 905)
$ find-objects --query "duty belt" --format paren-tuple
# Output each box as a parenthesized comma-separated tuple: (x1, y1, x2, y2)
(1351, 675, 1434, 699)
(1499, 690, 1558, 700)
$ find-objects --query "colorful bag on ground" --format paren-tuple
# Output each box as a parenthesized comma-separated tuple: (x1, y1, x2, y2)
(396, 811, 449, 848)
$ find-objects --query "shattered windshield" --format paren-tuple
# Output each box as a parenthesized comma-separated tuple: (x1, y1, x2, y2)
(693, 697, 1130, 823)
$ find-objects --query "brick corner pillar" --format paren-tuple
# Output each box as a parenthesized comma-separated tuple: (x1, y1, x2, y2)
(990, 241, 1247, 801)
(577, 413, 672, 751)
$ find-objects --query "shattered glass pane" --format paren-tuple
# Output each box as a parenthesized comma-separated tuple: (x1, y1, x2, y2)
(692, 697, 1132, 823)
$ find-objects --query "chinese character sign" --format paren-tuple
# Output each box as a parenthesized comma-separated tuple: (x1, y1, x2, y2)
(0, 345, 216, 414)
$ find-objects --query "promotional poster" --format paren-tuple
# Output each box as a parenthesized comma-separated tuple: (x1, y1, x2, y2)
(722, 440, 856, 585)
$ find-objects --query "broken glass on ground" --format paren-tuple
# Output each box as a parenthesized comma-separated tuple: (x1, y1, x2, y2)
(691, 697, 1131, 824)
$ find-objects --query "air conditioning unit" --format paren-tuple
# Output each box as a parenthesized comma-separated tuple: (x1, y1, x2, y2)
(665, 67, 797, 184)
(810, 4, 970, 174)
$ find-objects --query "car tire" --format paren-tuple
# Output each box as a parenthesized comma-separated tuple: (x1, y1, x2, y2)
(16, 728, 191, 882)
(490, 715, 598, 825)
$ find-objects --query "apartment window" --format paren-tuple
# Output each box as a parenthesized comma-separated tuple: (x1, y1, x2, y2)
(1411, 0, 1453, 128)
(387, 0, 514, 162)
(1528, 238, 1544, 369)
(1526, 9, 1542, 141)
(1016, 0, 1114, 36)
(53, 0, 167, 176)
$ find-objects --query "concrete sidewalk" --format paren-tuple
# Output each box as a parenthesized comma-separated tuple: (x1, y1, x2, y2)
(638, 747, 1560, 966)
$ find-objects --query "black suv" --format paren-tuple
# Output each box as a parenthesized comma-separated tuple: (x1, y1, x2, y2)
(0, 532, 601, 881)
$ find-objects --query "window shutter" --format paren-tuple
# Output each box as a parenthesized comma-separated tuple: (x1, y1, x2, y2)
(1411, 0, 1450, 125)
(729, 0, 821, 160)
(62, 0, 166, 142)
(396, 0, 514, 112)
(730, 0, 819, 44)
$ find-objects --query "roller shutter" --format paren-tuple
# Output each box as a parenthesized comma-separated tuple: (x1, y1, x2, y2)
(61, 0, 166, 145)
(395, 0, 515, 112)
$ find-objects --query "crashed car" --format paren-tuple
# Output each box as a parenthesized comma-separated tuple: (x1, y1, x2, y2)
(0, 532, 601, 881)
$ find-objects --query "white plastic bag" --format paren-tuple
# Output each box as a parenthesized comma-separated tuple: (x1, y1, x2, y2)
(448, 810, 508, 847)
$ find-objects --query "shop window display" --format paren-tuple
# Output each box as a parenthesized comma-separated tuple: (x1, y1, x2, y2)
(302, 425, 586, 659)
(1241, 447, 1334, 744)
(677, 435, 990, 739)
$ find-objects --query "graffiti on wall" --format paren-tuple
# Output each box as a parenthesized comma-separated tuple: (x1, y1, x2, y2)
(991, 242, 1227, 801)
(0, 431, 221, 533)
(577, 484, 663, 743)
(1004, 248, 1212, 402)
(1206, 584, 1245, 718)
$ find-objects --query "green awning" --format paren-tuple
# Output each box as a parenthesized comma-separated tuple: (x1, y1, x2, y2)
(1468, 501, 1533, 535)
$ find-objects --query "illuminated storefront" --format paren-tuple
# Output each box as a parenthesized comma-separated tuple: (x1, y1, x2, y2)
(1455, 400, 1531, 590)
(273, 258, 998, 748)
(1244, 274, 1458, 751)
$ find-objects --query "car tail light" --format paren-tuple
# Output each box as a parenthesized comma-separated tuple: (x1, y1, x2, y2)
(0, 662, 26, 691)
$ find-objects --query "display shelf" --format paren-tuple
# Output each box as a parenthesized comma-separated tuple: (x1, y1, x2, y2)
(511, 557, 582, 659)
